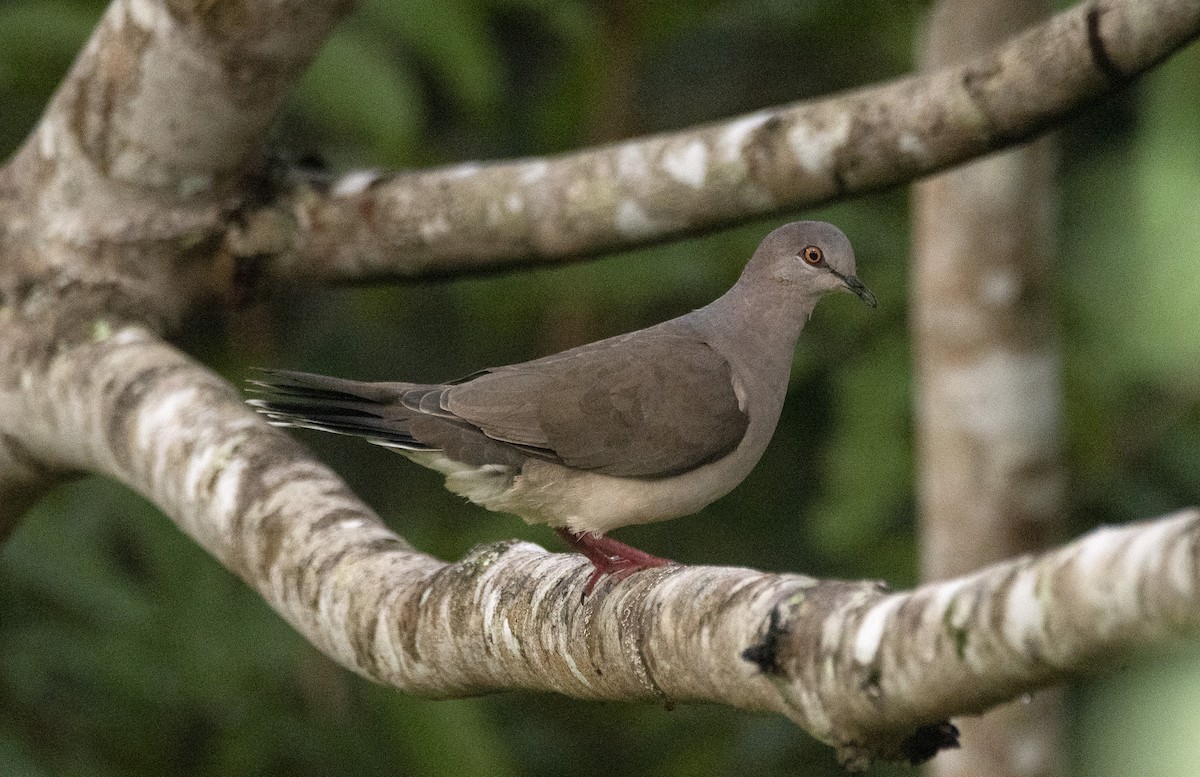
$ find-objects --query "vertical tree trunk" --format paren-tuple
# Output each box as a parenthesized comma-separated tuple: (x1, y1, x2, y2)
(913, 1, 1066, 776)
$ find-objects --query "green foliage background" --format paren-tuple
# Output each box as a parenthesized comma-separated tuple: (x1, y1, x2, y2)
(1, 1, 1199, 774)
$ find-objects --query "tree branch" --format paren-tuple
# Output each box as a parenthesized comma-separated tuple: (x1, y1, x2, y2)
(229, 0, 1200, 284)
(1, 0, 354, 327)
(2, 317, 1197, 767)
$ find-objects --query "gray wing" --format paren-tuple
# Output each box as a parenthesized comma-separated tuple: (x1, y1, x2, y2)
(443, 332, 749, 478)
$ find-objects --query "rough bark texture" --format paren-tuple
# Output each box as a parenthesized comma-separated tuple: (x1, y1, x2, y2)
(913, 1, 1068, 775)
(3, 324, 1200, 768)
(0, 0, 1199, 770)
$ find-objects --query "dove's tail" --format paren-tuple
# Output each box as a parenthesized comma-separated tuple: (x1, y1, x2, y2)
(245, 369, 431, 451)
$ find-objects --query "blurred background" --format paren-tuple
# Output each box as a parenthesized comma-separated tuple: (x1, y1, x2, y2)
(1, 0, 1199, 774)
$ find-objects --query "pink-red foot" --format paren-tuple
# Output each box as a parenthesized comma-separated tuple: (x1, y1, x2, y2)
(555, 528, 674, 596)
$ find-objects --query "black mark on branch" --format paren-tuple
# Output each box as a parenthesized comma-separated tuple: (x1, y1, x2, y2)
(901, 720, 961, 764)
(742, 605, 790, 675)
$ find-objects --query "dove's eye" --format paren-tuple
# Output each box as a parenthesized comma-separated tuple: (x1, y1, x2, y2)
(800, 245, 825, 266)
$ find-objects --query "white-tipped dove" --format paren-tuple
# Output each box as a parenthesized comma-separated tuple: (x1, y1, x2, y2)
(249, 221, 875, 593)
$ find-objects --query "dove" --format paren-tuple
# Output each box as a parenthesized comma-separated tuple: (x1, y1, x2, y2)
(249, 221, 874, 593)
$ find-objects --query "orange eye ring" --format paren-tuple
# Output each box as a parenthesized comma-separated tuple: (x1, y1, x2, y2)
(801, 245, 824, 266)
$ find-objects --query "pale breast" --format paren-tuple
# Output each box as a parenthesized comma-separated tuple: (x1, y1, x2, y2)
(493, 419, 776, 534)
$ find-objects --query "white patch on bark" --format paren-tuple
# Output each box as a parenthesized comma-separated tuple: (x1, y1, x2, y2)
(980, 269, 1021, 306)
(820, 604, 844, 651)
(787, 113, 852, 174)
(854, 595, 902, 664)
(653, 570, 688, 601)
(183, 424, 250, 504)
(481, 585, 502, 634)
(1071, 525, 1120, 577)
(501, 618, 520, 655)
(617, 145, 649, 179)
(563, 651, 590, 687)
(616, 200, 659, 238)
(112, 327, 147, 345)
(38, 123, 59, 159)
(445, 162, 482, 179)
(661, 141, 708, 189)
(717, 111, 772, 162)
(1071, 525, 1128, 637)
(211, 457, 246, 532)
(505, 193, 523, 213)
(136, 386, 200, 454)
(1120, 519, 1170, 575)
(929, 576, 971, 615)
(934, 350, 1060, 455)
(711, 112, 779, 207)
(795, 686, 831, 735)
(898, 131, 930, 163)
(1116, 519, 1185, 612)
(1002, 567, 1045, 654)
(419, 214, 451, 243)
(519, 162, 549, 183)
(126, 0, 159, 30)
(1013, 728, 1054, 777)
(333, 170, 382, 197)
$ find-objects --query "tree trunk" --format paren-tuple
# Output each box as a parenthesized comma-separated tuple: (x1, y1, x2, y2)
(914, 1, 1066, 775)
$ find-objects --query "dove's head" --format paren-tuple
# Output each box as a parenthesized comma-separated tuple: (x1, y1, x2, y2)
(747, 220, 876, 307)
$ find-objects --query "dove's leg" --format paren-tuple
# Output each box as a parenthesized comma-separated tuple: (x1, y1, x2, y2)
(555, 528, 673, 595)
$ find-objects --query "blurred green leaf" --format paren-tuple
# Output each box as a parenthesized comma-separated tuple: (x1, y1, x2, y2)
(805, 329, 914, 574)
(1077, 647, 1200, 777)
(1128, 43, 1200, 381)
(0, 1, 103, 156)
(290, 31, 425, 167)
(359, 0, 505, 118)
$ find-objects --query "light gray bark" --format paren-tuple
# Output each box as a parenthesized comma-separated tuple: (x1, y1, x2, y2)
(914, 1, 1067, 775)
(1, 0, 1199, 769)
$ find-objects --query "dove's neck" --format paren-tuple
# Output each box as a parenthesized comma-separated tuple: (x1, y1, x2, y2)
(689, 279, 817, 424)
(695, 277, 816, 360)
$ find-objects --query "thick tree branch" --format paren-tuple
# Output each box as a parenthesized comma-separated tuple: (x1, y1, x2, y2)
(1, 319, 1197, 767)
(229, 0, 1200, 284)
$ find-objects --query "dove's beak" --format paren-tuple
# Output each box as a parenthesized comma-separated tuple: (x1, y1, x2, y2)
(836, 272, 877, 308)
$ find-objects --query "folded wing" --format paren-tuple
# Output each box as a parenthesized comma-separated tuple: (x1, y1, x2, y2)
(250, 329, 750, 480)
